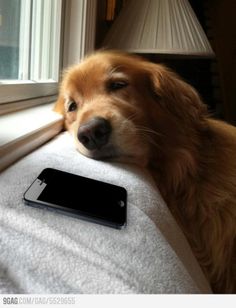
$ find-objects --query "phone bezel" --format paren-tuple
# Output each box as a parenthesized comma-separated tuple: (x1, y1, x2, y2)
(23, 168, 127, 229)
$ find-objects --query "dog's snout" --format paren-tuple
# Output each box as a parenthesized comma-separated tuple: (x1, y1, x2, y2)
(77, 117, 111, 150)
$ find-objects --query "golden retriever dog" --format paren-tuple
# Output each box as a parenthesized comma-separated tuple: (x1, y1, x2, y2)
(55, 51, 236, 293)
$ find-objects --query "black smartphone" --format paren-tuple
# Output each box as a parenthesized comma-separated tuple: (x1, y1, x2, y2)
(23, 168, 127, 229)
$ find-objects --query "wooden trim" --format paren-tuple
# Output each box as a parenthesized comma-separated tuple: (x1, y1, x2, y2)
(0, 103, 64, 172)
(0, 119, 63, 173)
(0, 95, 58, 116)
(0, 82, 58, 104)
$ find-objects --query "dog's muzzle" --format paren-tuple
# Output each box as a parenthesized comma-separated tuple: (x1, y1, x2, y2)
(77, 117, 112, 151)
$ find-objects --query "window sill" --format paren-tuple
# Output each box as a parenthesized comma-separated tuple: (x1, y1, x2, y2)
(0, 103, 63, 172)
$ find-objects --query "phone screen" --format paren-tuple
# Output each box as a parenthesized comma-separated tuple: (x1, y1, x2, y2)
(24, 168, 127, 228)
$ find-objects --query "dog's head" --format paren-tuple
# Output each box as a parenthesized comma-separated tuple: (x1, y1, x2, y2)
(55, 51, 207, 167)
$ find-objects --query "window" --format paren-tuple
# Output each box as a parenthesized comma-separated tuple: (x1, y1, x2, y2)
(0, 0, 21, 80)
(0, 0, 62, 81)
(0, 0, 63, 111)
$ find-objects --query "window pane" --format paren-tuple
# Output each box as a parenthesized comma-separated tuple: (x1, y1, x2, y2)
(0, 0, 21, 79)
(0, 0, 62, 82)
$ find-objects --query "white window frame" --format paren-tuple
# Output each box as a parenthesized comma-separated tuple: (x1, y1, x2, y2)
(30, 0, 62, 81)
(18, 0, 31, 80)
(62, 0, 97, 68)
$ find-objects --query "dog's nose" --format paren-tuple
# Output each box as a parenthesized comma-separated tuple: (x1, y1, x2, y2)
(77, 117, 112, 150)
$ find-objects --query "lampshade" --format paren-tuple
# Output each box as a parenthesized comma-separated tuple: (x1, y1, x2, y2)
(103, 0, 214, 57)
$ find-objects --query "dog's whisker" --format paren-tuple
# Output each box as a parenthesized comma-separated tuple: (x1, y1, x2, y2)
(123, 112, 140, 123)
(119, 112, 140, 130)
(135, 125, 164, 138)
(133, 131, 162, 150)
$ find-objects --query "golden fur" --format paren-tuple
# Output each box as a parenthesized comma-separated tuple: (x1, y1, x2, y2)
(55, 51, 236, 293)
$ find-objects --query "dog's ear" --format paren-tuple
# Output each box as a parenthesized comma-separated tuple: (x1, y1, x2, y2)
(145, 62, 207, 122)
(54, 95, 65, 116)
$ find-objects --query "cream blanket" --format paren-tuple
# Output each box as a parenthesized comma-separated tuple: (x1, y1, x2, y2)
(0, 132, 211, 293)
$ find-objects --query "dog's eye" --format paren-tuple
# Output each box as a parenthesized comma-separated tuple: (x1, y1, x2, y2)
(67, 101, 77, 112)
(108, 81, 128, 91)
